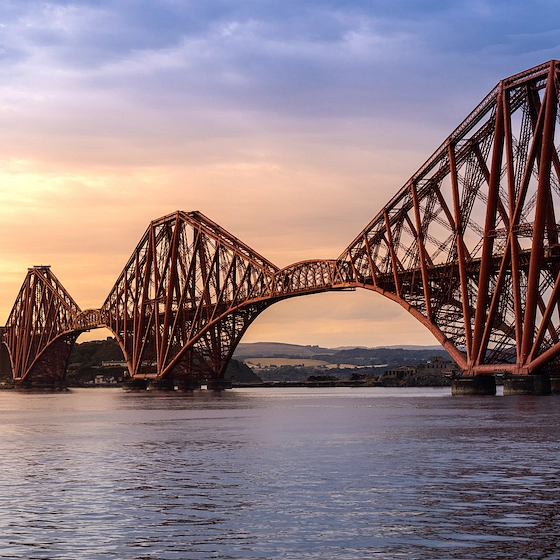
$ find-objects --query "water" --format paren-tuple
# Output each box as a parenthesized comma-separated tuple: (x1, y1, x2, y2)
(0, 387, 559, 559)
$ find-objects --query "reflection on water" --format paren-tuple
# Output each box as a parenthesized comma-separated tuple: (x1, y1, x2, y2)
(0, 387, 558, 559)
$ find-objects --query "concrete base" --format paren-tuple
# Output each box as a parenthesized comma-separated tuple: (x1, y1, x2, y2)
(147, 378, 175, 391)
(503, 375, 551, 396)
(206, 379, 233, 391)
(14, 379, 67, 391)
(550, 376, 560, 394)
(452, 375, 496, 395)
(175, 379, 202, 391)
(122, 378, 148, 391)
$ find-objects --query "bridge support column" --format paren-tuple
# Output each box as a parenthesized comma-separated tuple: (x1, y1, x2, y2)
(175, 379, 202, 391)
(503, 375, 551, 396)
(206, 379, 232, 391)
(122, 378, 149, 391)
(550, 376, 560, 394)
(147, 378, 175, 391)
(452, 375, 496, 395)
(14, 378, 68, 391)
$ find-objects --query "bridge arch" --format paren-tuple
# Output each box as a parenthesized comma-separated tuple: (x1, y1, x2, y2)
(238, 287, 439, 348)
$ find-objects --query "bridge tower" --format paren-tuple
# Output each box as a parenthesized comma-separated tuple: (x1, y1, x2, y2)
(338, 60, 560, 391)
(2, 266, 84, 385)
(100, 211, 283, 384)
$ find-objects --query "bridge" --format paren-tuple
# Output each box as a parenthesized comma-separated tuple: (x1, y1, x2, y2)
(2, 60, 560, 394)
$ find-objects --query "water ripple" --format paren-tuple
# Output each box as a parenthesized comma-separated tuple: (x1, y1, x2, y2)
(0, 388, 558, 558)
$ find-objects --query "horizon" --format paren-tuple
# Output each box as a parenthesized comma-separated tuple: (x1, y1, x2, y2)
(72, 336, 446, 351)
(234, 341, 446, 350)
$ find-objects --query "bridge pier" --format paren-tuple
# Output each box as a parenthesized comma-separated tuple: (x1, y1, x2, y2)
(14, 378, 68, 391)
(206, 379, 232, 391)
(122, 378, 149, 391)
(122, 378, 225, 391)
(550, 376, 560, 394)
(175, 379, 202, 391)
(146, 379, 175, 391)
(451, 375, 496, 395)
(503, 375, 551, 396)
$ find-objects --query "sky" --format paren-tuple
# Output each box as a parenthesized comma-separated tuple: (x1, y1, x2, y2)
(0, 0, 559, 348)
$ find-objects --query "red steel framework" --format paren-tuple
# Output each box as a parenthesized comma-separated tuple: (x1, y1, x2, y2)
(2, 266, 100, 383)
(101, 210, 296, 380)
(339, 60, 560, 376)
(2, 60, 560, 382)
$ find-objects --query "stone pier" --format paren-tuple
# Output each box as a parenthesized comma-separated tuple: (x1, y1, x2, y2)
(550, 376, 560, 394)
(451, 375, 496, 395)
(503, 375, 551, 396)
(13, 379, 68, 391)
(122, 378, 149, 391)
(206, 379, 233, 391)
(146, 378, 175, 391)
(175, 379, 202, 391)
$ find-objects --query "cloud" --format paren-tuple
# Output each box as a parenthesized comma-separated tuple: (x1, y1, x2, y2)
(1, 0, 556, 147)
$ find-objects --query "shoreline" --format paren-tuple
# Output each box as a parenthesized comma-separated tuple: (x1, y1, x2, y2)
(0, 380, 453, 390)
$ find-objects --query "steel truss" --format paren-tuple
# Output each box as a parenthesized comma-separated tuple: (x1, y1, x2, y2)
(3, 267, 87, 383)
(339, 60, 560, 375)
(2, 60, 560, 381)
(100, 211, 282, 379)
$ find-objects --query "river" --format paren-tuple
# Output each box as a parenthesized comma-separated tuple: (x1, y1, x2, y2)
(0, 387, 558, 559)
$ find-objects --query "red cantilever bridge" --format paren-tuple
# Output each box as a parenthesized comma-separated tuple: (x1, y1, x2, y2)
(3, 60, 560, 389)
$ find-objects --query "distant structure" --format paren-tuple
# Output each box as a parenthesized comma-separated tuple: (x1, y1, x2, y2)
(2, 60, 560, 395)
(383, 356, 460, 383)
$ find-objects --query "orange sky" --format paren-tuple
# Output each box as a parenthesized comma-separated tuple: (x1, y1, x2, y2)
(0, 1, 557, 347)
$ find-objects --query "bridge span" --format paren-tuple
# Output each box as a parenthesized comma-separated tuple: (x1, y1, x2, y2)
(2, 60, 560, 395)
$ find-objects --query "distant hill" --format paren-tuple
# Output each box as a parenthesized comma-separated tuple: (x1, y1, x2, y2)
(69, 337, 124, 366)
(234, 341, 445, 358)
(234, 341, 456, 382)
(332, 344, 444, 351)
(224, 360, 263, 384)
(67, 339, 452, 384)
(234, 342, 335, 358)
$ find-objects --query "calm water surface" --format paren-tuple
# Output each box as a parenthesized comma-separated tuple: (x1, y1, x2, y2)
(0, 386, 559, 559)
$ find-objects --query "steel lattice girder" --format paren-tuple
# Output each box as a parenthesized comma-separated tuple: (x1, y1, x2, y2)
(339, 59, 560, 375)
(2, 267, 83, 381)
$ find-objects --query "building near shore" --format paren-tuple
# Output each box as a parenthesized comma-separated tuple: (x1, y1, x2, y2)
(381, 356, 459, 386)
